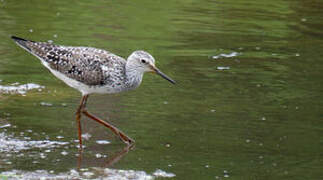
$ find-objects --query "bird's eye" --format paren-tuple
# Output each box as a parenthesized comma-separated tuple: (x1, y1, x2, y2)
(141, 59, 147, 64)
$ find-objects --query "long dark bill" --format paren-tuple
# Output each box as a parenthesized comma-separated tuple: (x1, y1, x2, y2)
(153, 67, 176, 84)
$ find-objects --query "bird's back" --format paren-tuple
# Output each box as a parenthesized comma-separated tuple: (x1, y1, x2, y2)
(12, 36, 128, 91)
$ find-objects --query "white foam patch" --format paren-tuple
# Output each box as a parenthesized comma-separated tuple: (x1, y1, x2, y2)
(0, 168, 176, 180)
(0, 124, 11, 129)
(153, 169, 176, 178)
(96, 140, 111, 145)
(212, 52, 239, 59)
(217, 66, 230, 70)
(0, 132, 69, 153)
(0, 83, 45, 94)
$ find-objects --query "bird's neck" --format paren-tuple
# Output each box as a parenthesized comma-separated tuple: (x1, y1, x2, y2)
(125, 65, 143, 90)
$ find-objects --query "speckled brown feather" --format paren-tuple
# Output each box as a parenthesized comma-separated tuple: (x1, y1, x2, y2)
(13, 37, 127, 86)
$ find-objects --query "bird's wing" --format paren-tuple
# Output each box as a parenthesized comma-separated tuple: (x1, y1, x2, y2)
(12, 36, 127, 86)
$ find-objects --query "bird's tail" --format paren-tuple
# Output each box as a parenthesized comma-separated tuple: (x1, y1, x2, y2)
(11, 36, 33, 52)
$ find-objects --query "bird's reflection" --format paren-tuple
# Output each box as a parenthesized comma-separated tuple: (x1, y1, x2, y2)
(77, 144, 135, 169)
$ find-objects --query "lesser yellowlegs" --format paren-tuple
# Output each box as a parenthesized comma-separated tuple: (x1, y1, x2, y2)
(11, 36, 175, 147)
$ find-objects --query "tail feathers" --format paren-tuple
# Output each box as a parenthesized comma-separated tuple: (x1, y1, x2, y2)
(11, 36, 33, 52)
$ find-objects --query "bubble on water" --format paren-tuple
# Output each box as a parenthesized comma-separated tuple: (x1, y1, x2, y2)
(259, 155, 263, 159)
(48, 40, 53, 43)
(212, 52, 239, 59)
(217, 66, 230, 70)
(33, 132, 39, 135)
(83, 171, 94, 178)
(81, 133, 92, 140)
(261, 117, 266, 121)
(61, 103, 67, 107)
(223, 170, 228, 174)
(76, 144, 86, 149)
(56, 136, 64, 139)
(40, 102, 53, 106)
(224, 174, 230, 178)
(205, 165, 209, 168)
(40, 153, 46, 159)
(163, 101, 168, 105)
(301, 18, 307, 22)
(210, 109, 216, 112)
(53, 34, 58, 38)
(29, 29, 33, 33)
(295, 53, 300, 57)
(255, 47, 261, 50)
(70, 169, 79, 176)
(96, 140, 110, 145)
(246, 139, 251, 143)
(61, 151, 68, 156)
(95, 153, 102, 158)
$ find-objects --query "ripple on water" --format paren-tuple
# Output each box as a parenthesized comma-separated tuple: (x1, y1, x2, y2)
(96, 140, 111, 145)
(212, 52, 239, 59)
(0, 83, 45, 94)
(217, 67, 230, 70)
(0, 168, 176, 180)
(0, 132, 69, 153)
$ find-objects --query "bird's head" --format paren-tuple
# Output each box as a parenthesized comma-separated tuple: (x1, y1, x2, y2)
(127, 50, 175, 84)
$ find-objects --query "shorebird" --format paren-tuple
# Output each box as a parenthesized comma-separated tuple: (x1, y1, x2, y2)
(11, 36, 175, 147)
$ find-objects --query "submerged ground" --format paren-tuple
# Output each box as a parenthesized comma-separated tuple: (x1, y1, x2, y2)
(0, 0, 322, 179)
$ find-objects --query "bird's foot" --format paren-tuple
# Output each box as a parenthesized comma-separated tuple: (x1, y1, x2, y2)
(118, 132, 135, 146)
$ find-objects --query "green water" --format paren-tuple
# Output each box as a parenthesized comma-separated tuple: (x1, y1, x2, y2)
(0, 0, 322, 179)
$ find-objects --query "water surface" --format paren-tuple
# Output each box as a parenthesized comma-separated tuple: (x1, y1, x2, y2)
(0, 0, 322, 179)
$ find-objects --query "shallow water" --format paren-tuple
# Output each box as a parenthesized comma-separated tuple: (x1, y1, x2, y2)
(0, 0, 323, 179)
